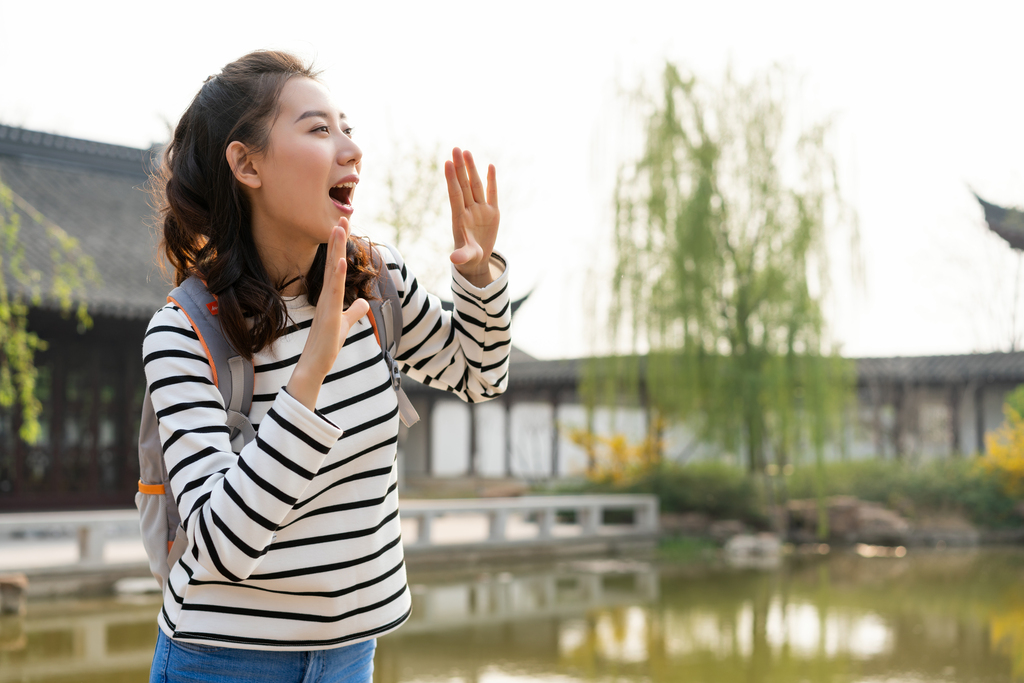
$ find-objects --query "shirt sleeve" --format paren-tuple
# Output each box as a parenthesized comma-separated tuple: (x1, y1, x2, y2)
(382, 245, 511, 403)
(142, 304, 342, 583)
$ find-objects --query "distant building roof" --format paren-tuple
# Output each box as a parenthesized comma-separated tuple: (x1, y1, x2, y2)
(408, 350, 1024, 397)
(856, 351, 1024, 385)
(976, 192, 1024, 251)
(0, 124, 158, 178)
(0, 124, 169, 318)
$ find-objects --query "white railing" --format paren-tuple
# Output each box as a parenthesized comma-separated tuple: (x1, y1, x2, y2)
(399, 495, 660, 548)
(0, 495, 660, 570)
(0, 509, 141, 568)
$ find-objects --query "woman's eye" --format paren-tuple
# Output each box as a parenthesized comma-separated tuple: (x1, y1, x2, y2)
(315, 125, 330, 133)
(343, 127, 354, 137)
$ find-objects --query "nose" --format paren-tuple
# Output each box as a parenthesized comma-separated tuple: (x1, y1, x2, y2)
(337, 134, 362, 169)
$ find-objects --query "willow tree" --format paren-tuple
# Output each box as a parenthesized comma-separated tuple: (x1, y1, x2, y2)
(372, 144, 450, 292)
(0, 173, 97, 443)
(603, 63, 855, 479)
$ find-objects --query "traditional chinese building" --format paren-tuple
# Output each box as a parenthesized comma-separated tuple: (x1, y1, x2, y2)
(1, 124, 1022, 512)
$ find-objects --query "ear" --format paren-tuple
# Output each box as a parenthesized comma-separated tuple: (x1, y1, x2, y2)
(226, 141, 261, 190)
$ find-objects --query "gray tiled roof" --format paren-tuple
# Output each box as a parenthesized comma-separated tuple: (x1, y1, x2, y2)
(856, 352, 1024, 384)
(404, 351, 1024, 396)
(0, 125, 157, 178)
(976, 193, 1024, 251)
(0, 125, 170, 319)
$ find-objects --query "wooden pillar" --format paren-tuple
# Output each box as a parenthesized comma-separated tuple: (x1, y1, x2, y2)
(87, 345, 100, 495)
(467, 401, 477, 477)
(424, 398, 434, 477)
(120, 341, 139, 491)
(11, 401, 24, 499)
(550, 391, 560, 479)
(50, 350, 66, 495)
(949, 384, 962, 456)
(975, 384, 986, 454)
(504, 397, 513, 478)
(870, 381, 883, 458)
(893, 383, 906, 459)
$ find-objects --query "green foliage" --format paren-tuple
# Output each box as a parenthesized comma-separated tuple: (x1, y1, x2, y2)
(597, 62, 857, 473)
(552, 457, 1017, 530)
(556, 460, 768, 527)
(1004, 384, 1024, 418)
(0, 172, 98, 443)
(785, 459, 1018, 528)
(657, 536, 717, 563)
(372, 144, 449, 292)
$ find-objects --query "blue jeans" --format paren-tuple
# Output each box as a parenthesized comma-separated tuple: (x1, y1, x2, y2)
(149, 629, 376, 683)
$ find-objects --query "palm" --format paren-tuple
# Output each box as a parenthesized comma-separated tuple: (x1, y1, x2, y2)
(445, 148, 499, 275)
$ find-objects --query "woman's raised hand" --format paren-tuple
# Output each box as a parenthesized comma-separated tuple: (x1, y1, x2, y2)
(287, 218, 369, 411)
(445, 148, 500, 287)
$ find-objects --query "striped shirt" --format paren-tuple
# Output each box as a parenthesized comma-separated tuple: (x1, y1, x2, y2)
(142, 245, 511, 650)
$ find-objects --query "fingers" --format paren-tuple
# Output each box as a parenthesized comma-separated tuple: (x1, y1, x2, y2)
(450, 240, 482, 266)
(486, 163, 498, 208)
(450, 245, 471, 265)
(343, 298, 369, 325)
(323, 219, 349, 295)
(464, 150, 486, 204)
(444, 159, 465, 217)
(453, 147, 474, 208)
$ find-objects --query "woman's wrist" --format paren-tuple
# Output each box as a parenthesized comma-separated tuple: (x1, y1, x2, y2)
(455, 256, 502, 288)
(285, 366, 323, 412)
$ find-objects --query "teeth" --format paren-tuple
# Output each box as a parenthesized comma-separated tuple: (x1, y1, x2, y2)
(334, 181, 357, 188)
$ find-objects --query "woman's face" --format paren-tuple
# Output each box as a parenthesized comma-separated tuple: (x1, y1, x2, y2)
(248, 77, 361, 251)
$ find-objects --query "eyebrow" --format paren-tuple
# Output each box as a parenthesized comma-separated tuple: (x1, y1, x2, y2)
(294, 110, 346, 123)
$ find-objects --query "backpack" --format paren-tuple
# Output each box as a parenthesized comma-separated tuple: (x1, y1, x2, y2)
(136, 244, 419, 589)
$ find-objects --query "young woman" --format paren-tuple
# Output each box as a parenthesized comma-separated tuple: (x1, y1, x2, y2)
(144, 50, 510, 683)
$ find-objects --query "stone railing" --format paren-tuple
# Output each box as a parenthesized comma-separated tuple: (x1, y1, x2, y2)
(399, 494, 660, 548)
(0, 494, 661, 574)
(0, 509, 141, 569)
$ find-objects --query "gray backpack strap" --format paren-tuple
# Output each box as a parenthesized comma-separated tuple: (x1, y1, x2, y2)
(378, 244, 405, 352)
(167, 277, 256, 449)
(138, 278, 256, 591)
(368, 246, 419, 427)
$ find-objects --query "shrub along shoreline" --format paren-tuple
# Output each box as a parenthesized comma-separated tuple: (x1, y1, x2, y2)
(544, 459, 1022, 533)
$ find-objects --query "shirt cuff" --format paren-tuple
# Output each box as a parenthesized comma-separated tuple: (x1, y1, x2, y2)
(450, 251, 509, 300)
(276, 387, 344, 443)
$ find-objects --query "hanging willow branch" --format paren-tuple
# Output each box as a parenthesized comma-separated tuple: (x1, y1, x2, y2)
(596, 62, 856, 474)
(0, 172, 99, 443)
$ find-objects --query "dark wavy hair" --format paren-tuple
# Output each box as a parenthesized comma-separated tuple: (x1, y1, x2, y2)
(155, 50, 378, 360)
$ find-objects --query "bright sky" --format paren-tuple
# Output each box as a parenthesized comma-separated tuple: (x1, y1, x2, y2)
(2, 1, 1023, 360)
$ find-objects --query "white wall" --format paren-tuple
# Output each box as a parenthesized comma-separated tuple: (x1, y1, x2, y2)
(474, 402, 507, 477)
(423, 383, 1024, 481)
(431, 400, 470, 477)
(508, 402, 554, 479)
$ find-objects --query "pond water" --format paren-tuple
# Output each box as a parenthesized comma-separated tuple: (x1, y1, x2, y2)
(3, 548, 1024, 682)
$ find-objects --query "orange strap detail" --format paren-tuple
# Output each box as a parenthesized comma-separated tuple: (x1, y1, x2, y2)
(367, 309, 382, 348)
(167, 295, 219, 388)
(168, 540, 174, 552)
(138, 481, 165, 495)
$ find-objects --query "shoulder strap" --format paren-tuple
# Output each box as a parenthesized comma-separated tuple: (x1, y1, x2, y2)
(166, 276, 256, 447)
(366, 245, 403, 355)
(367, 246, 420, 428)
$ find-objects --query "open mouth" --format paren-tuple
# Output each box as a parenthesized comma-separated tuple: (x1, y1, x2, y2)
(329, 181, 356, 211)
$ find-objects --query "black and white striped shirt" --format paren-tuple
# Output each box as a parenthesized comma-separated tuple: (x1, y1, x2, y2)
(142, 245, 510, 650)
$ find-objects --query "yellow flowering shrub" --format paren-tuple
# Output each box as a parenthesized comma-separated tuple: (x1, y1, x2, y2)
(981, 402, 1024, 498)
(566, 418, 664, 486)
(991, 603, 1024, 680)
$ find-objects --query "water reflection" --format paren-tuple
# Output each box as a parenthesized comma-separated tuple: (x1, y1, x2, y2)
(2, 550, 1023, 682)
